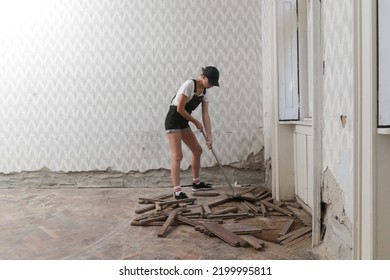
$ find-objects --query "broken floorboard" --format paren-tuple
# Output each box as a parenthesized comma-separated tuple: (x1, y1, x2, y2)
(131, 185, 313, 252)
(202, 222, 247, 247)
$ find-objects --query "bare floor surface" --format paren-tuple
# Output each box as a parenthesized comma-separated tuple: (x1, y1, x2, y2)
(0, 182, 322, 260)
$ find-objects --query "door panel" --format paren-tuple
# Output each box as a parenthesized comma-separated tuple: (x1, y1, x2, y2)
(294, 124, 313, 209)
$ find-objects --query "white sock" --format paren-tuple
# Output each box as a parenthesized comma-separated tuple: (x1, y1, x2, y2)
(174, 186, 182, 195)
(193, 177, 201, 185)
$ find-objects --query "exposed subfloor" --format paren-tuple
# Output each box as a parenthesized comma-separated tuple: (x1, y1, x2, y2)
(0, 169, 323, 260)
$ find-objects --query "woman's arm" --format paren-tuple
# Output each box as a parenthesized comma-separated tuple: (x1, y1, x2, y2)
(201, 101, 212, 148)
(176, 94, 203, 131)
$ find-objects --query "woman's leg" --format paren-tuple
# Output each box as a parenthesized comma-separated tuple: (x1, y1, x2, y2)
(181, 130, 202, 179)
(167, 132, 183, 187)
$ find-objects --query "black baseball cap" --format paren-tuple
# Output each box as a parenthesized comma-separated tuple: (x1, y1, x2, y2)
(203, 66, 220, 87)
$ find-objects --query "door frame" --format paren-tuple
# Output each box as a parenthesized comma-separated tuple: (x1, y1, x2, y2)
(310, 0, 323, 247)
(272, 0, 323, 246)
(355, 0, 377, 260)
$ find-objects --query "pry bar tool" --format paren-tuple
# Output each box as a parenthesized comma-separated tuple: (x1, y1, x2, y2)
(201, 130, 236, 197)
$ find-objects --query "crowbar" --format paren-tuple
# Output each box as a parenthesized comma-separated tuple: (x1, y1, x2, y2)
(201, 130, 237, 197)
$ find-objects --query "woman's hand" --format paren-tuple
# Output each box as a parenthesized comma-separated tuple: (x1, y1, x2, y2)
(206, 138, 213, 149)
(194, 120, 203, 132)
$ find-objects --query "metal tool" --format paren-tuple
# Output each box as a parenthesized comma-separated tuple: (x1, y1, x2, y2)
(201, 130, 236, 196)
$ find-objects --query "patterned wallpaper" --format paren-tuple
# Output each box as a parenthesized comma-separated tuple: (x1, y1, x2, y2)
(262, 0, 273, 187)
(0, 0, 263, 173)
(322, 0, 354, 213)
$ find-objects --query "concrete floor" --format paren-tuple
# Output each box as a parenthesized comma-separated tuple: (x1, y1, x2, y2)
(0, 168, 322, 260)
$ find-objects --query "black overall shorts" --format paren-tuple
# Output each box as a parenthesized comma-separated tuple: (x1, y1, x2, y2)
(164, 79, 206, 133)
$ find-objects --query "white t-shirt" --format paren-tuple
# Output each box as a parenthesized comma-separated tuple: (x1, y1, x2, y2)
(170, 79, 210, 106)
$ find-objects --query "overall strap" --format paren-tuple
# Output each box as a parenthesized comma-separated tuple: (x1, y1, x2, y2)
(171, 79, 205, 105)
(192, 79, 197, 93)
(192, 79, 206, 95)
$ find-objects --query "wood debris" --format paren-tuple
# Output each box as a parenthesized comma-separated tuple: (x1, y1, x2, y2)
(158, 209, 179, 237)
(240, 235, 266, 250)
(192, 192, 220, 197)
(131, 185, 312, 251)
(202, 222, 247, 247)
(279, 218, 295, 236)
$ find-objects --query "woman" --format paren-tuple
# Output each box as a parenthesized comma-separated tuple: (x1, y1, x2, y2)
(165, 66, 220, 200)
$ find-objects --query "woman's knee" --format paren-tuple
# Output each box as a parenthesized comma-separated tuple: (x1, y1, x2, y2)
(172, 152, 183, 162)
(193, 146, 203, 157)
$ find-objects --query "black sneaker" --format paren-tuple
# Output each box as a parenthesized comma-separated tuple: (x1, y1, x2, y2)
(192, 182, 212, 192)
(174, 192, 189, 200)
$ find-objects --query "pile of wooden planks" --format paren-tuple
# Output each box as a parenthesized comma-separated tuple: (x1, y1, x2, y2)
(131, 185, 312, 251)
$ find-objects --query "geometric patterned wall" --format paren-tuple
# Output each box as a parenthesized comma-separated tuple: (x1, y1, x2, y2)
(0, 0, 263, 173)
(321, 0, 354, 215)
(262, 0, 273, 157)
(261, 0, 273, 187)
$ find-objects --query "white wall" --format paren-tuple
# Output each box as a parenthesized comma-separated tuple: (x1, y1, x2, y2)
(0, 0, 263, 173)
(321, 0, 354, 218)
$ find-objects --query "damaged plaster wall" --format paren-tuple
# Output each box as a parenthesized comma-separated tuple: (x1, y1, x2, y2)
(322, 0, 354, 218)
(320, 0, 354, 259)
(318, 168, 352, 259)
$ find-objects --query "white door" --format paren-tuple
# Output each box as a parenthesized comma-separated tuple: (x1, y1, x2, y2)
(277, 0, 299, 121)
(294, 125, 314, 209)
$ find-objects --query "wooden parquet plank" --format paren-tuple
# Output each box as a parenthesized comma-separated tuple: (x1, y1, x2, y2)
(278, 227, 312, 244)
(158, 209, 178, 237)
(240, 235, 265, 250)
(278, 219, 295, 236)
(202, 222, 247, 247)
(261, 200, 293, 216)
